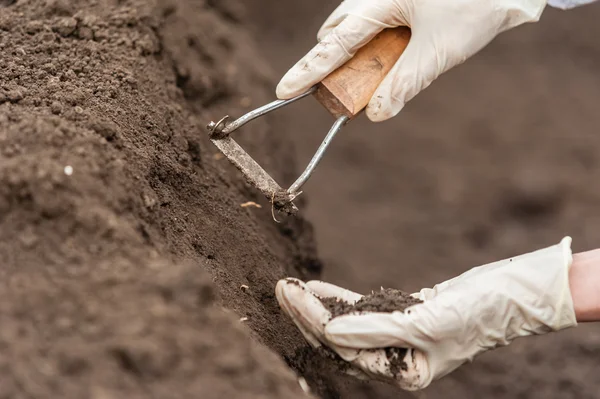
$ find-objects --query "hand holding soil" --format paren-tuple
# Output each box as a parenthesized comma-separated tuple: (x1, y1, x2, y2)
(276, 237, 579, 391)
(276, 278, 428, 390)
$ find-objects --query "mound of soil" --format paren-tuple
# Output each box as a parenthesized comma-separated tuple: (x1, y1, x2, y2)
(0, 0, 326, 397)
(0, 260, 306, 398)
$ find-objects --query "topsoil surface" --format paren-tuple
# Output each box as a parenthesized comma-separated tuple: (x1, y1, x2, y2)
(3, 0, 600, 398)
(0, 0, 323, 397)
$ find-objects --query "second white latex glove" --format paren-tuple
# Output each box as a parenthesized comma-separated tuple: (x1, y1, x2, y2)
(276, 0, 548, 121)
(276, 237, 577, 390)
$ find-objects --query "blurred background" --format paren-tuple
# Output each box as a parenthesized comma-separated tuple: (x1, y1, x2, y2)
(245, 1, 600, 398)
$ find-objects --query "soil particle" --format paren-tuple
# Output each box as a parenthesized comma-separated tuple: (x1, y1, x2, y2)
(88, 118, 120, 141)
(320, 296, 355, 318)
(53, 16, 78, 36)
(385, 348, 409, 377)
(50, 101, 63, 114)
(272, 190, 299, 215)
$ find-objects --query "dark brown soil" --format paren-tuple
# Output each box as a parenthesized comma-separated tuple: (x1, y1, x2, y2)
(322, 288, 422, 319)
(0, 0, 324, 397)
(321, 296, 357, 318)
(0, 260, 307, 399)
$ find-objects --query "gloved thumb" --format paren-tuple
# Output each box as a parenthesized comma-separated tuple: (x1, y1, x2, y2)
(366, 36, 443, 122)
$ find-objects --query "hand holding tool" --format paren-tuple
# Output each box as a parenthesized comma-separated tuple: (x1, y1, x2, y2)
(207, 27, 411, 215)
(277, 0, 548, 122)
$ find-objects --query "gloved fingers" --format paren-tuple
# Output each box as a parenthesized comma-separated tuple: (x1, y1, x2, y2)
(277, 278, 428, 389)
(348, 347, 427, 390)
(326, 315, 434, 389)
(325, 311, 424, 349)
(366, 35, 443, 121)
(414, 285, 448, 300)
(336, 345, 424, 390)
(306, 280, 363, 304)
(275, 278, 365, 359)
(276, 278, 325, 348)
(317, 0, 365, 40)
(276, 11, 395, 100)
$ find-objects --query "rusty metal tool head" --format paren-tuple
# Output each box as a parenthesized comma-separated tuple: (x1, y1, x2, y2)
(206, 27, 412, 215)
(207, 86, 348, 215)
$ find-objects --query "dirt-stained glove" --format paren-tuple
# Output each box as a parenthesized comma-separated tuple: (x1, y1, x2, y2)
(276, 237, 577, 390)
(276, 0, 548, 122)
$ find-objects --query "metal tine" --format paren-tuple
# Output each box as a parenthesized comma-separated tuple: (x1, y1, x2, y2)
(208, 86, 318, 138)
(287, 115, 349, 195)
(206, 85, 347, 216)
(209, 134, 299, 215)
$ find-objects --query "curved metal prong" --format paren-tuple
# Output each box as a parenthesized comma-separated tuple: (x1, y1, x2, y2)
(207, 116, 230, 139)
(287, 115, 349, 195)
(206, 86, 318, 139)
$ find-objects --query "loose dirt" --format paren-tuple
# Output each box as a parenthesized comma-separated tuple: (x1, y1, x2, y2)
(322, 288, 422, 318)
(0, 0, 324, 397)
(0, 260, 307, 399)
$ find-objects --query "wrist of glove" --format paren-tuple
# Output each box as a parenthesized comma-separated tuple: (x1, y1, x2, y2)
(276, 237, 577, 390)
(276, 0, 548, 122)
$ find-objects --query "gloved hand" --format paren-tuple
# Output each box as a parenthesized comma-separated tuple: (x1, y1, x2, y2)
(276, 237, 577, 390)
(276, 0, 548, 122)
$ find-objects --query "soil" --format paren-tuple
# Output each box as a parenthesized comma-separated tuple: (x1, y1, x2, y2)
(322, 288, 422, 318)
(0, 0, 323, 397)
(0, 260, 307, 399)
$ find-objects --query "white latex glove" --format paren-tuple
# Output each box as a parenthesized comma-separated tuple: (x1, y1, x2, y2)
(276, 0, 548, 122)
(276, 237, 577, 390)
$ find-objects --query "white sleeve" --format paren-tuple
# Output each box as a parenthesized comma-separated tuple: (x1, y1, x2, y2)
(547, 0, 596, 9)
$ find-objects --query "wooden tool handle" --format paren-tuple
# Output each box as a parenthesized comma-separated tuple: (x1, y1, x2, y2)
(314, 27, 411, 119)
